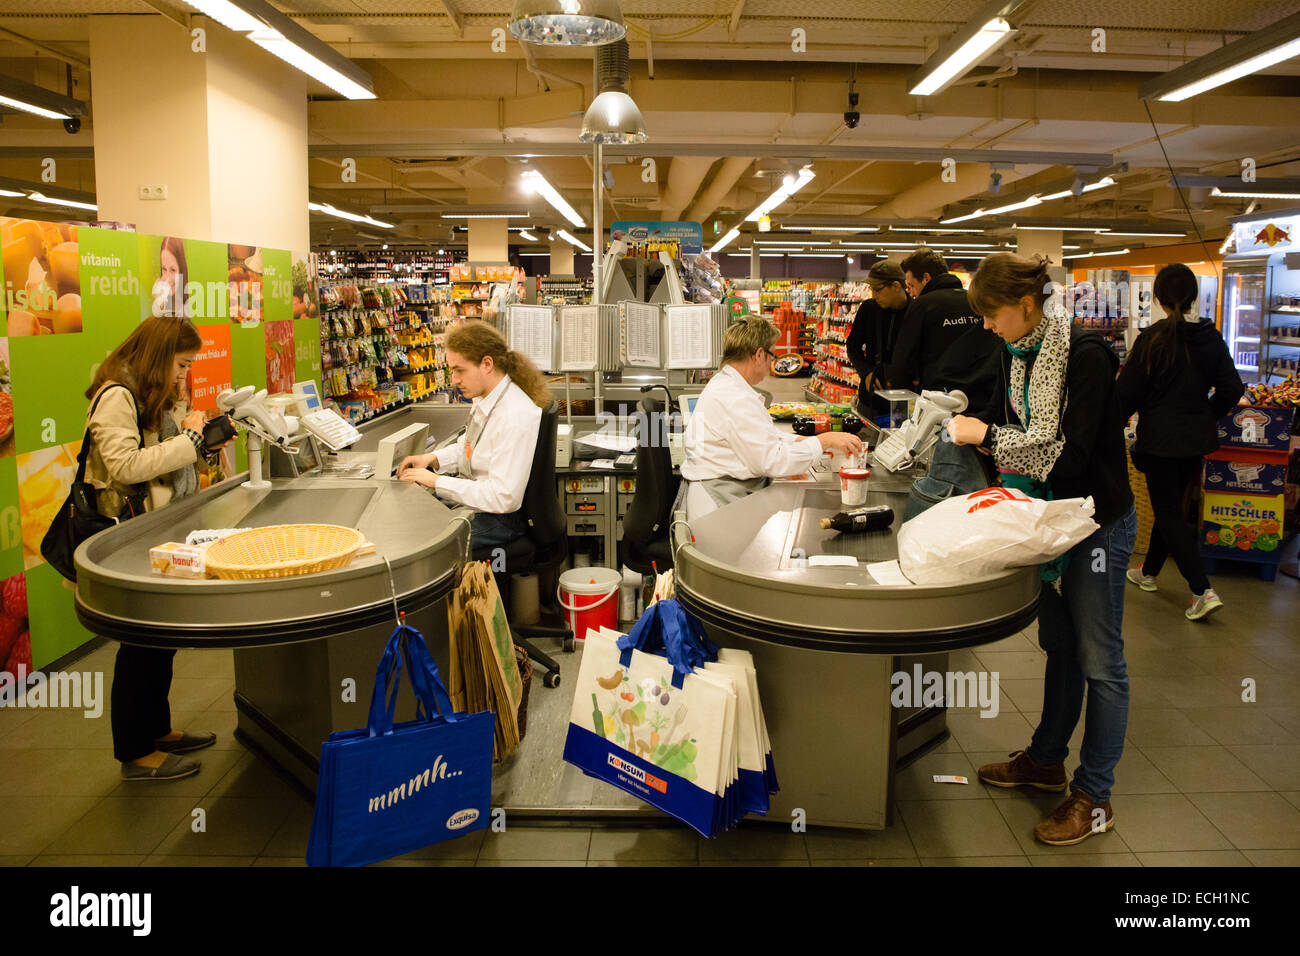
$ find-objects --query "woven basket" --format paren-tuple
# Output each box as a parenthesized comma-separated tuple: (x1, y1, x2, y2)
(1128, 450, 1154, 556)
(514, 645, 533, 741)
(204, 524, 366, 579)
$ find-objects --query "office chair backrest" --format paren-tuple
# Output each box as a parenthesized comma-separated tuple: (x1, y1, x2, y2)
(522, 401, 564, 548)
(623, 396, 678, 547)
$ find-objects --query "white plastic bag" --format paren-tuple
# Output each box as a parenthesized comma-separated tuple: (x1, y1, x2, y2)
(896, 486, 1098, 585)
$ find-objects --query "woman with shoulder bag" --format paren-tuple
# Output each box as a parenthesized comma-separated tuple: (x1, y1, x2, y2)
(85, 316, 230, 781)
(947, 253, 1136, 847)
(1117, 263, 1245, 621)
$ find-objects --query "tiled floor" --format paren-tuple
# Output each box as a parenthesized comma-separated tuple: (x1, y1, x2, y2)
(3, 375, 1298, 866)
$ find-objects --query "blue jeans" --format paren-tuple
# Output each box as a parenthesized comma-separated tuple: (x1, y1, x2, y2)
(469, 510, 526, 553)
(1027, 503, 1136, 803)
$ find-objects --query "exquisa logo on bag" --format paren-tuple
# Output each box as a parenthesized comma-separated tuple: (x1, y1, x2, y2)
(446, 808, 480, 830)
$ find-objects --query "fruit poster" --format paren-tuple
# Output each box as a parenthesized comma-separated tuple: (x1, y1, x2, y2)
(0, 217, 301, 674)
(1201, 491, 1286, 557)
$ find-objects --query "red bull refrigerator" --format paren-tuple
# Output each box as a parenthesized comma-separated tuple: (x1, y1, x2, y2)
(1222, 209, 1300, 384)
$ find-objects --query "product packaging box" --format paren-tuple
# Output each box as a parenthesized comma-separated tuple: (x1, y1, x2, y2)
(1203, 458, 1288, 496)
(149, 542, 208, 578)
(1200, 491, 1286, 559)
(1215, 405, 1295, 451)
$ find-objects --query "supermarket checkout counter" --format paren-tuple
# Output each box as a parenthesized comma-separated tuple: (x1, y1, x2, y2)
(670, 464, 1040, 831)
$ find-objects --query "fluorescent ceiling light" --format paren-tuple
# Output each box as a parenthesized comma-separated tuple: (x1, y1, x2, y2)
(0, 93, 69, 120)
(1139, 12, 1300, 102)
(27, 191, 97, 211)
(308, 201, 393, 228)
(521, 169, 585, 228)
(556, 229, 591, 252)
(800, 253, 858, 258)
(180, 0, 264, 32)
(1101, 230, 1187, 238)
(745, 167, 816, 222)
(908, 13, 1016, 96)
(1063, 245, 1081, 250)
(518, 252, 551, 257)
(440, 213, 529, 219)
(0, 187, 26, 197)
(518, 230, 538, 241)
(1211, 186, 1300, 200)
(249, 28, 375, 99)
(1062, 248, 1131, 260)
(889, 226, 986, 233)
(943, 181, 1115, 225)
(709, 227, 740, 254)
(755, 240, 831, 245)
(779, 225, 879, 232)
(1013, 224, 1108, 233)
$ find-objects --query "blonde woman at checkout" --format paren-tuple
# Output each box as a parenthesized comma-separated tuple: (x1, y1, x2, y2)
(678, 316, 863, 522)
(396, 321, 552, 550)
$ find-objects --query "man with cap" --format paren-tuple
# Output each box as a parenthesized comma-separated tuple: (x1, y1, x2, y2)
(847, 260, 910, 421)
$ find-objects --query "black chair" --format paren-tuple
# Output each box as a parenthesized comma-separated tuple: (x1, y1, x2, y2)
(470, 401, 572, 688)
(620, 395, 681, 575)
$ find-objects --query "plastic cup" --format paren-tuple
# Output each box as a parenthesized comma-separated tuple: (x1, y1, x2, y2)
(839, 466, 870, 508)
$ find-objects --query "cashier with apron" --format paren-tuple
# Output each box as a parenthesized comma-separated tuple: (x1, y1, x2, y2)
(397, 321, 552, 549)
(678, 316, 863, 521)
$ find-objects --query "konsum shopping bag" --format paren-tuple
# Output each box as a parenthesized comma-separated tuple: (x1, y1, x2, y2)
(446, 561, 523, 759)
(717, 648, 779, 797)
(306, 624, 494, 867)
(563, 610, 739, 837)
(897, 486, 1099, 586)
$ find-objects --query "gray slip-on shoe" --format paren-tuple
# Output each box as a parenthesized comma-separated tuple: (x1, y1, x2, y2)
(156, 731, 217, 754)
(121, 754, 201, 781)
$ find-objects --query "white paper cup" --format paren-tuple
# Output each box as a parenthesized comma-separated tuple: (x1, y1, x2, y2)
(839, 466, 870, 508)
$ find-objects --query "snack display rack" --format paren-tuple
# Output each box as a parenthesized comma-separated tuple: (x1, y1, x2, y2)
(809, 282, 868, 404)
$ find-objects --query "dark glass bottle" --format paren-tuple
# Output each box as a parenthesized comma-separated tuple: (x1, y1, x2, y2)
(818, 505, 894, 533)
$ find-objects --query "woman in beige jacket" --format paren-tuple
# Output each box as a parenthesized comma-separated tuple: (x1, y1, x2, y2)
(85, 316, 225, 781)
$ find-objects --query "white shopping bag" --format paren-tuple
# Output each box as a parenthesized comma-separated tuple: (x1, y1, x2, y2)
(717, 648, 779, 797)
(897, 486, 1098, 586)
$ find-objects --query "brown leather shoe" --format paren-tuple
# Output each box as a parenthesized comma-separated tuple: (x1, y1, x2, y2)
(977, 750, 1067, 792)
(1035, 789, 1114, 846)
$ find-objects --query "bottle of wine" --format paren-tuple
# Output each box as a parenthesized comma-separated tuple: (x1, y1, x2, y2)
(819, 505, 894, 534)
(592, 694, 606, 738)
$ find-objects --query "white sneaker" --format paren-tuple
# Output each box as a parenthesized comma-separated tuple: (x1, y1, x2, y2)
(1186, 588, 1224, 621)
(1126, 568, 1158, 592)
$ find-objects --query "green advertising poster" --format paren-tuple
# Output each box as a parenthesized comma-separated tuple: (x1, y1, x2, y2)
(0, 458, 22, 580)
(262, 248, 292, 323)
(25, 561, 89, 667)
(184, 238, 230, 324)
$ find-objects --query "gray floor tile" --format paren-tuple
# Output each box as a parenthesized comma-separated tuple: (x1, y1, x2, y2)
(810, 858, 918, 866)
(1283, 792, 1300, 812)
(30, 855, 146, 866)
(896, 800, 1022, 858)
(0, 856, 34, 866)
(141, 855, 253, 866)
(893, 751, 988, 801)
(998, 679, 1044, 716)
(700, 859, 811, 867)
(252, 857, 307, 867)
(477, 828, 591, 861)
(1109, 794, 1233, 852)
(0, 708, 38, 741)
(151, 797, 294, 857)
(1226, 745, 1300, 791)
(1179, 645, 1280, 676)
(261, 802, 314, 858)
(1123, 709, 1217, 748)
(109, 748, 245, 799)
(805, 824, 915, 860)
(978, 633, 1040, 654)
(1030, 852, 1140, 866)
(992, 794, 1133, 856)
(39, 796, 193, 856)
(205, 752, 302, 799)
(920, 855, 1032, 866)
(587, 827, 699, 861)
(588, 859, 686, 867)
(368, 858, 474, 867)
(1134, 850, 1252, 866)
(386, 828, 486, 861)
(0, 707, 112, 750)
(0, 749, 128, 798)
(946, 712, 1035, 753)
(1243, 849, 1300, 865)
(1186, 792, 1300, 849)
(699, 826, 809, 861)
(1122, 647, 1207, 678)
(166, 679, 234, 714)
(1183, 707, 1299, 746)
(970, 651, 1048, 681)
(1110, 746, 1180, 795)
(1140, 746, 1271, 792)
(477, 859, 587, 867)
(1263, 707, 1300, 738)
(173, 650, 235, 680)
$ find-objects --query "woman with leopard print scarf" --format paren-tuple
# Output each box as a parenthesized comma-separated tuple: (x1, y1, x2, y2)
(948, 253, 1135, 849)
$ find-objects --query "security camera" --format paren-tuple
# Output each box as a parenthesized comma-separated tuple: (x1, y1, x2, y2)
(63, 116, 81, 134)
(844, 91, 860, 129)
(989, 171, 1003, 194)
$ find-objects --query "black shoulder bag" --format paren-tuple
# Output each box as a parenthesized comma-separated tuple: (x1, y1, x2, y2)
(40, 385, 149, 582)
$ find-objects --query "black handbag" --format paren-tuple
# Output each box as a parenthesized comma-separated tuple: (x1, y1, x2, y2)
(40, 385, 149, 582)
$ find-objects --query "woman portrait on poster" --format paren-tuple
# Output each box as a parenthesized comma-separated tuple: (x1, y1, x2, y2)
(151, 236, 188, 318)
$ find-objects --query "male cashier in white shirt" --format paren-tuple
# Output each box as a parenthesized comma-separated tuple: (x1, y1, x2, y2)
(397, 321, 552, 549)
(679, 316, 862, 521)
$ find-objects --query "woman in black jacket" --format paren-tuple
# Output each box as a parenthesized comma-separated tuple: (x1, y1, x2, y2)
(948, 253, 1135, 848)
(1117, 263, 1245, 621)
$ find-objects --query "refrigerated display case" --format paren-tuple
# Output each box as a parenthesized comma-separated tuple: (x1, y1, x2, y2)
(1222, 258, 1267, 379)
(1223, 209, 1300, 384)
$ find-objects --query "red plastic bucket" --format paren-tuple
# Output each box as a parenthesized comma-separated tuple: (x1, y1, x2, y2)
(557, 567, 621, 640)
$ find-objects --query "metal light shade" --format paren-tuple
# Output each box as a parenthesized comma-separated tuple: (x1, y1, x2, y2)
(580, 90, 646, 144)
(509, 0, 626, 46)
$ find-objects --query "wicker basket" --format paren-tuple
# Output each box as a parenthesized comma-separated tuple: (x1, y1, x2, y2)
(204, 524, 367, 579)
(1128, 451, 1155, 556)
(514, 645, 533, 741)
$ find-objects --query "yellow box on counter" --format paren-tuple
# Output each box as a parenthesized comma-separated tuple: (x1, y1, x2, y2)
(149, 542, 208, 578)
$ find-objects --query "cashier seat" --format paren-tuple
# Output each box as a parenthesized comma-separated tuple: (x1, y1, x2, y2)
(470, 400, 571, 689)
(620, 396, 680, 575)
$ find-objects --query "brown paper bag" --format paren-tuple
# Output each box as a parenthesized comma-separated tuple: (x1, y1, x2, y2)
(447, 561, 522, 759)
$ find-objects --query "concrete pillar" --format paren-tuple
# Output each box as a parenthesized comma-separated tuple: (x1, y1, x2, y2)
(550, 239, 575, 274)
(468, 218, 508, 263)
(750, 245, 760, 280)
(88, 14, 308, 252)
(1016, 228, 1063, 266)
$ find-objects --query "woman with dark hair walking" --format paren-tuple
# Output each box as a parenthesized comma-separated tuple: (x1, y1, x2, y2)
(1118, 263, 1244, 621)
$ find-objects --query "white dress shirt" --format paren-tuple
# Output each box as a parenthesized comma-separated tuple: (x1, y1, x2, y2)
(680, 364, 822, 481)
(432, 374, 541, 514)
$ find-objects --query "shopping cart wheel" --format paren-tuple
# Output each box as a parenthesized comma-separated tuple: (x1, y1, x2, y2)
(543, 671, 561, 689)
(563, 636, 575, 653)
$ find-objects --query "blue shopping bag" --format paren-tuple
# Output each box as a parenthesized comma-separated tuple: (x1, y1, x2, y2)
(306, 623, 494, 867)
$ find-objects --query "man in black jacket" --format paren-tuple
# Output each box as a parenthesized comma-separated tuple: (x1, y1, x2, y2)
(887, 248, 1001, 412)
(847, 260, 910, 419)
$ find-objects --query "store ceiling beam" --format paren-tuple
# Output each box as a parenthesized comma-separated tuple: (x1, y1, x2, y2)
(0, 26, 90, 69)
(436, 0, 465, 39)
(658, 157, 718, 222)
(306, 141, 1113, 168)
(728, 0, 746, 41)
(683, 156, 754, 227)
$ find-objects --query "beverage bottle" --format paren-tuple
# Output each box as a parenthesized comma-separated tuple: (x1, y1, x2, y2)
(819, 505, 895, 533)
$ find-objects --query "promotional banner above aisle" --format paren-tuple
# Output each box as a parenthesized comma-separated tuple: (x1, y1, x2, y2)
(0, 217, 318, 675)
(610, 221, 703, 257)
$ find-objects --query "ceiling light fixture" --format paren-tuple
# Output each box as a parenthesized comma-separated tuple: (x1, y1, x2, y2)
(1062, 248, 1131, 260)
(746, 167, 816, 222)
(0, 74, 86, 120)
(182, 0, 263, 31)
(1100, 230, 1187, 238)
(556, 229, 592, 252)
(439, 213, 530, 219)
(518, 230, 538, 241)
(755, 240, 831, 246)
(1013, 224, 1109, 233)
(509, 0, 626, 45)
(27, 191, 97, 211)
(0, 187, 26, 198)
(1211, 186, 1300, 200)
(778, 225, 880, 233)
(709, 227, 740, 254)
(1139, 11, 1300, 102)
(521, 169, 585, 228)
(889, 226, 986, 233)
(580, 38, 646, 144)
(907, 1, 1021, 96)
(308, 201, 393, 228)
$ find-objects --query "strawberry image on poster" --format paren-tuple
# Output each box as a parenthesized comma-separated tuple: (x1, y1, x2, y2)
(0, 572, 29, 678)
